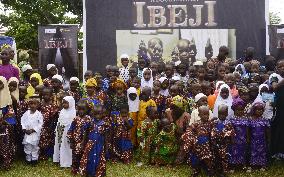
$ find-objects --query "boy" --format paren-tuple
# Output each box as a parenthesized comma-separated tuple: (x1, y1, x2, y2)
(119, 54, 130, 82)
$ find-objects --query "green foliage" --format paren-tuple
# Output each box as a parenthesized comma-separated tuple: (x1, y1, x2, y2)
(0, 0, 83, 50)
(270, 12, 282, 25)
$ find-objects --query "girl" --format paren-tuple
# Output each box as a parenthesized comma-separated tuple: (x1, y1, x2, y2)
(107, 79, 128, 112)
(211, 104, 235, 175)
(27, 73, 43, 98)
(224, 73, 239, 98)
(53, 96, 76, 167)
(113, 105, 134, 164)
(141, 68, 153, 89)
(151, 80, 166, 118)
(8, 77, 19, 106)
(190, 93, 213, 125)
(249, 101, 270, 170)
(68, 77, 82, 103)
(213, 84, 233, 118)
(20, 64, 33, 87)
(137, 106, 159, 165)
(43, 64, 57, 87)
(127, 87, 139, 147)
(158, 77, 169, 97)
(21, 98, 43, 165)
(51, 74, 65, 107)
(85, 78, 106, 105)
(0, 76, 17, 169)
(79, 104, 108, 177)
(39, 88, 59, 160)
(137, 87, 157, 129)
(235, 64, 247, 79)
(217, 64, 226, 81)
(229, 97, 249, 170)
(152, 118, 178, 166)
(131, 76, 141, 96)
(127, 66, 138, 88)
(67, 100, 92, 174)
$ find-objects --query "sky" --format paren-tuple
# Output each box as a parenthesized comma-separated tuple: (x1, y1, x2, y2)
(270, 0, 284, 23)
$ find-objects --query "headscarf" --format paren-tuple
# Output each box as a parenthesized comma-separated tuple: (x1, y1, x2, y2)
(171, 76, 180, 81)
(158, 77, 169, 96)
(158, 77, 167, 84)
(111, 79, 127, 90)
(141, 68, 153, 89)
(120, 54, 129, 59)
(21, 64, 32, 73)
(213, 84, 233, 118)
(269, 73, 283, 84)
(171, 95, 187, 111)
(253, 84, 269, 104)
(27, 73, 43, 98)
(70, 77, 80, 83)
(58, 96, 76, 126)
(235, 64, 246, 78)
(52, 74, 63, 83)
(8, 77, 19, 102)
(214, 81, 225, 95)
(47, 64, 56, 71)
(127, 87, 139, 112)
(86, 78, 97, 87)
(0, 76, 13, 108)
(195, 93, 207, 103)
(249, 100, 265, 116)
(231, 97, 246, 111)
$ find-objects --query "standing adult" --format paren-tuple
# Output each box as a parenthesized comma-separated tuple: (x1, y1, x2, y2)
(0, 47, 19, 80)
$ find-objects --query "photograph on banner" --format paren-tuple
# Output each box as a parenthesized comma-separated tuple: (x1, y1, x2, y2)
(116, 29, 236, 67)
(269, 25, 284, 60)
(38, 25, 79, 83)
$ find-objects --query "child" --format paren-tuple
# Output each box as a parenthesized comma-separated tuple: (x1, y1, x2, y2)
(229, 97, 249, 170)
(113, 105, 134, 164)
(137, 87, 157, 129)
(21, 98, 43, 165)
(152, 118, 178, 166)
(158, 77, 169, 97)
(67, 100, 91, 174)
(176, 63, 189, 84)
(137, 57, 146, 79)
(224, 73, 239, 98)
(127, 87, 139, 147)
(213, 84, 233, 118)
(107, 79, 128, 112)
(68, 77, 82, 103)
(249, 101, 270, 170)
(8, 77, 19, 108)
(211, 104, 235, 175)
(151, 80, 166, 118)
(0, 76, 17, 170)
(165, 64, 174, 80)
(27, 73, 43, 98)
(51, 74, 65, 107)
(190, 93, 213, 125)
(53, 96, 76, 167)
(127, 66, 138, 88)
(119, 54, 130, 82)
(85, 78, 106, 105)
(137, 106, 159, 165)
(141, 68, 153, 89)
(38, 87, 59, 160)
(131, 76, 141, 96)
(43, 64, 57, 87)
(197, 67, 206, 83)
(178, 106, 214, 176)
(79, 104, 108, 176)
(217, 64, 226, 81)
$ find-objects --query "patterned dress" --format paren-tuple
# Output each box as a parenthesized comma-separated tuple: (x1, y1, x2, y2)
(16, 100, 28, 156)
(152, 123, 178, 165)
(43, 78, 52, 87)
(113, 116, 134, 164)
(229, 117, 249, 166)
(52, 90, 65, 108)
(0, 106, 16, 169)
(249, 118, 270, 167)
(106, 94, 127, 112)
(180, 121, 214, 176)
(67, 90, 82, 103)
(150, 94, 166, 117)
(38, 103, 58, 159)
(67, 115, 91, 174)
(137, 119, 159, 164)
(211, 120, 235, 172)
(79, 118, 108, 177)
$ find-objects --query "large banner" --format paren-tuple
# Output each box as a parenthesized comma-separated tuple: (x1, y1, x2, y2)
(84, 0, 267, 72)
(38, 25, 79, 79)
(269, 25, 284, 60)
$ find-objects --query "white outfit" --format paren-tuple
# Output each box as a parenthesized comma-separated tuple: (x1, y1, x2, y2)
(141, 68, 153, 89)
(213, 84, 233, 118)
(190, 109, 213, 125)
(127, 87, 139, 113)
(21, 110, 43, 161)
(53, 96, 76, 167)
(119, 66, 130, 82)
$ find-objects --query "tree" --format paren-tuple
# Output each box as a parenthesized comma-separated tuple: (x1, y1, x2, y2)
(0, 0, 83, 50)
(270, 12, 282, 25)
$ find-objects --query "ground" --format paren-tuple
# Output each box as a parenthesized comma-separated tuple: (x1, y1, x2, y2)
(1, 160, 284, 177)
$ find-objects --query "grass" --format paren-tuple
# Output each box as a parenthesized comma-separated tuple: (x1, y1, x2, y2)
(1, 160, 284, 177)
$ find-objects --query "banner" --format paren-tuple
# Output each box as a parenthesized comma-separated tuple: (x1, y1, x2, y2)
(269, 25, 284, 60)
(84, 0, 267, 72)
(0, 36, 17, 63)
(38, 25, 79, 79)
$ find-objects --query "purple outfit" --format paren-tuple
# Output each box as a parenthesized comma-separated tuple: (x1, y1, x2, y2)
(229, 117, 248, 165)
(249, 118, 270, 167)
(0, 64, 19, 80)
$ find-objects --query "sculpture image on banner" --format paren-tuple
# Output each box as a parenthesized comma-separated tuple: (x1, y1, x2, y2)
(38, 25, 79, 81)
(116, 29, 236, 66)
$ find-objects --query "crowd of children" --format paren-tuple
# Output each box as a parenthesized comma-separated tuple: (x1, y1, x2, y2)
(1, 46, 284, 177)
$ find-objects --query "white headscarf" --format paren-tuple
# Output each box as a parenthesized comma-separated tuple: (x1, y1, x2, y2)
(58, 96, 76, 126)
(158, 77, 169, 96)
(254, 84, 269, 103)
(195, 93, 207, 103)
(52, 74, 63, 83)
(235, 64, 247, 78)
(141, 68, 153, 89)
(172, 76, 180, 81)
(0, 76, 13, 108)
(120, 54, 129, 59)
(47, 64, 56, 71)
(70, 77, 80, 83)
(21, 64, 32, 73)
(8, 77, 19, 102)
(269, 73, 283, 84)
(213, 84, 233, 118)
(127, 87, 139, 112)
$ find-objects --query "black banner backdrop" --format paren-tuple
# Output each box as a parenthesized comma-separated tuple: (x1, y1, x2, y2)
(38, 25, 79, 79)
(84, 0, 266, 72)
